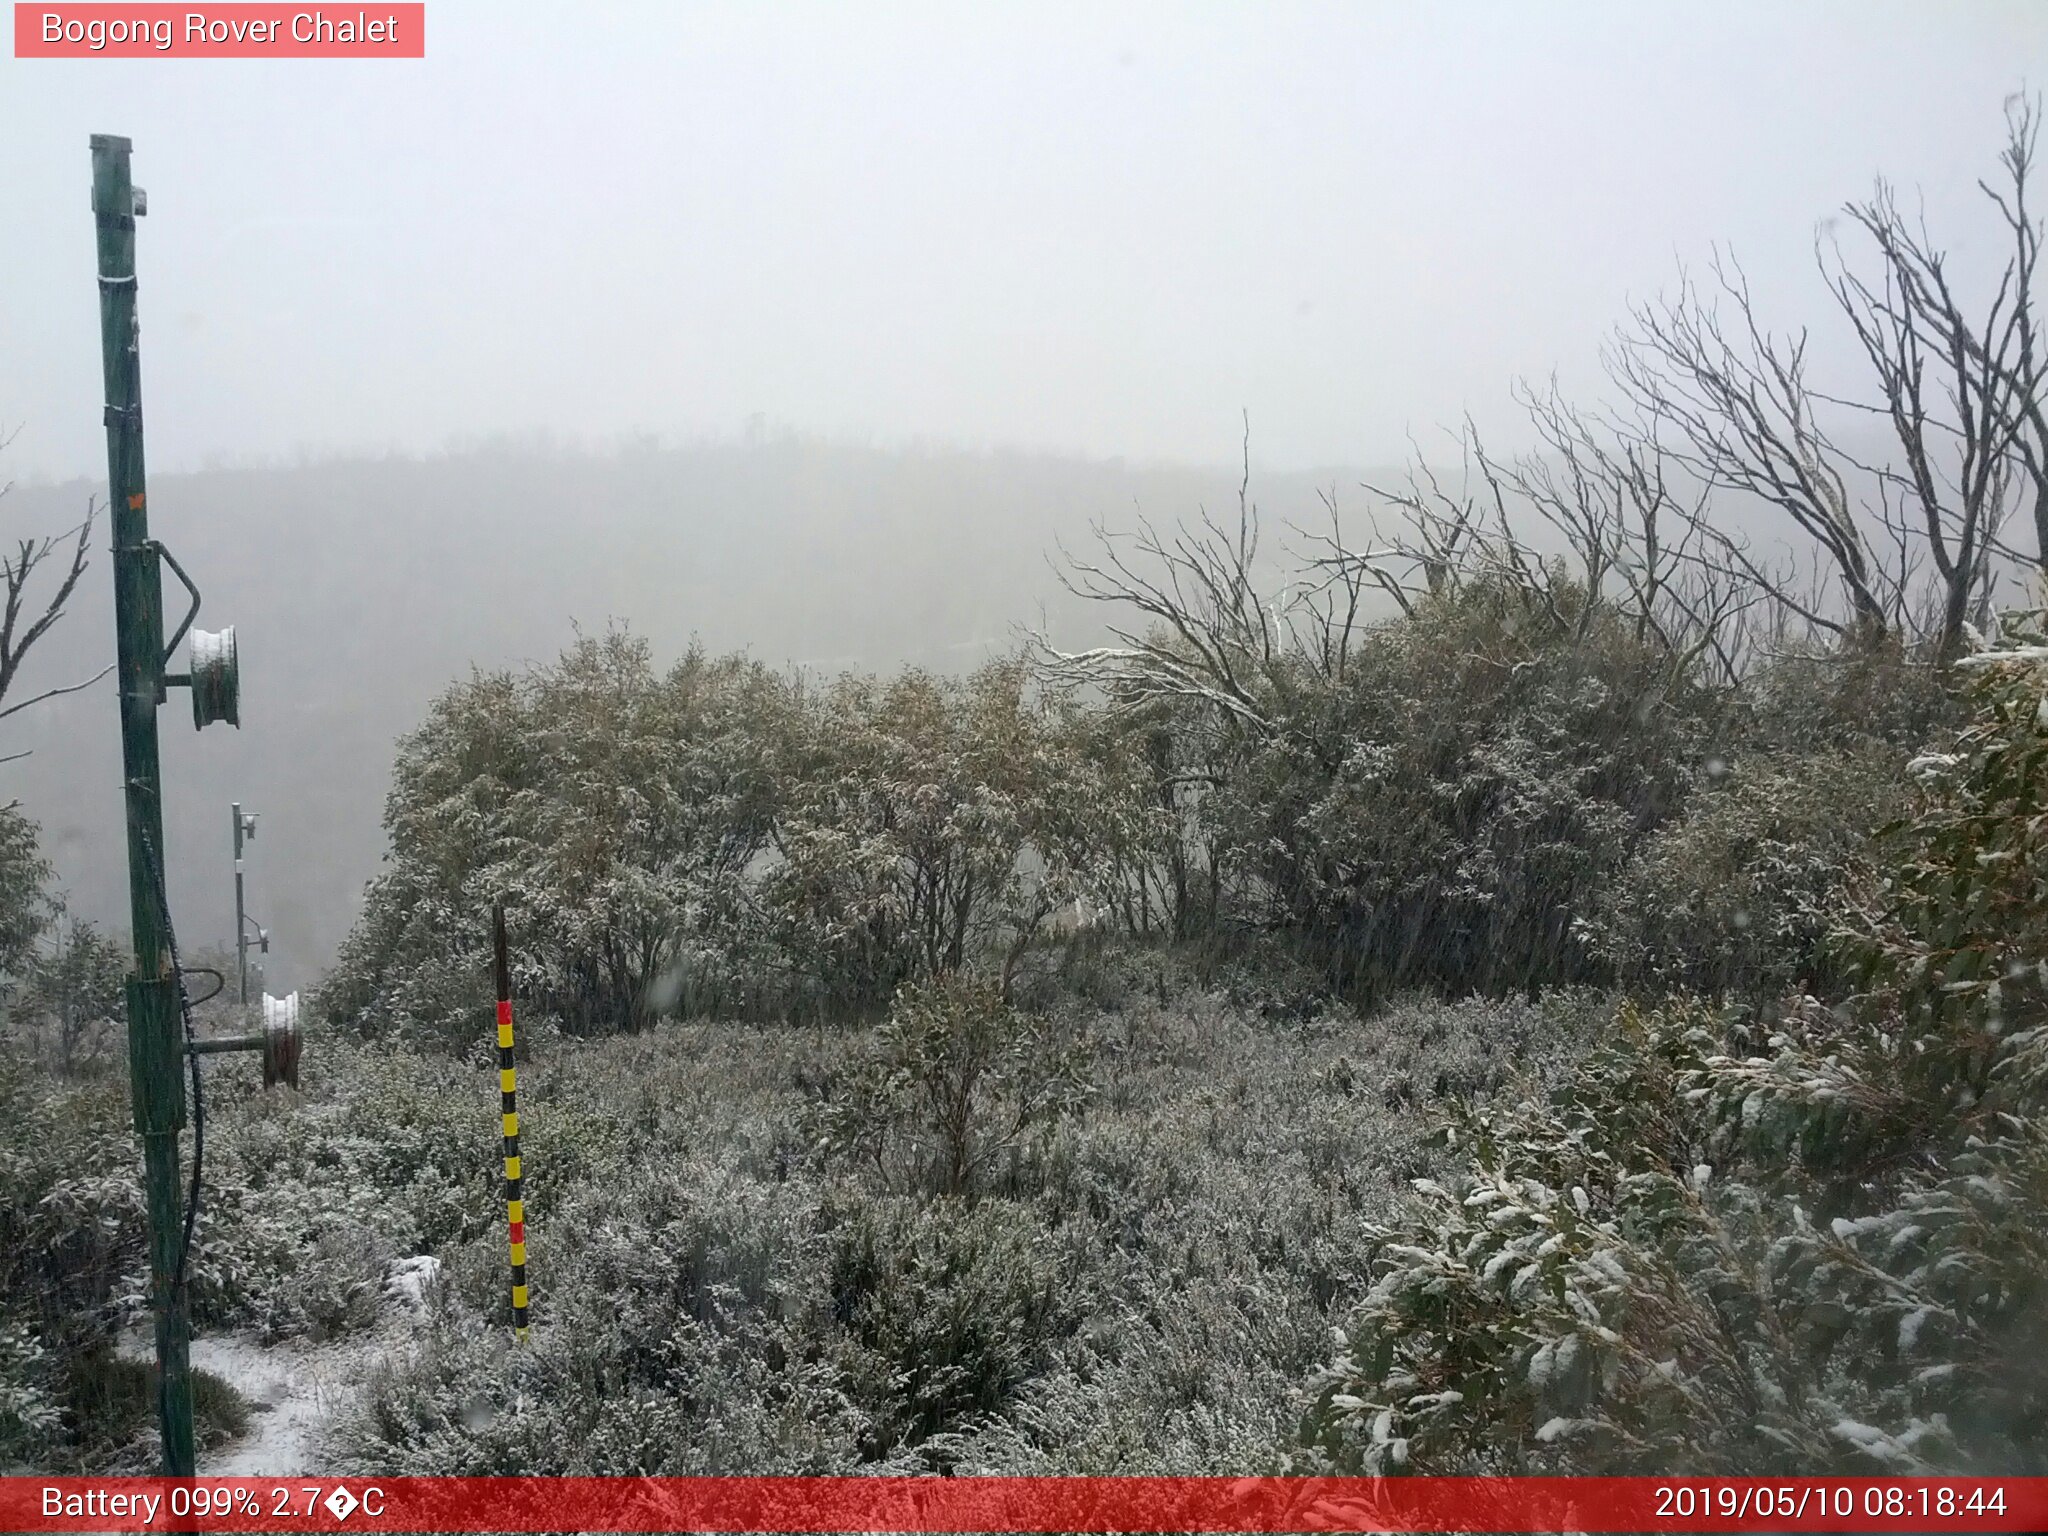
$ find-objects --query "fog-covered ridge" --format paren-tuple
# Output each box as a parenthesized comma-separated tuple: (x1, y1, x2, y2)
(2, 434, 1391, 985)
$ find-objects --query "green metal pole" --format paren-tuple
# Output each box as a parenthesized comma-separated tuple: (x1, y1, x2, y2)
(92, 132, 196, 1478)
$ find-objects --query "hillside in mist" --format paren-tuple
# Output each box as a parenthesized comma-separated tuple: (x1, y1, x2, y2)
(2, 434, 1389, 987)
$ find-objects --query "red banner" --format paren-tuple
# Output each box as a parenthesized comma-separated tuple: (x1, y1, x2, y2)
(13, 5, 424, 58)
(4, 1476, 2046, 1533)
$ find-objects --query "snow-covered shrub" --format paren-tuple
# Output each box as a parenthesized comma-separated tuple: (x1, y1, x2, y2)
(1741, 646, 1964, 759)
(1583, 647, 1963, 1005)
(14, 919, 127, 1076)
(1299, 627, 2048, 1475)
(1205, 577, 1717, 1004)
(1351, 989, 1617, 1113)
(187, 1040, 501, 1341)
(1587, 744, 1906, 1002)
(0, 1051, 245, 1469)
(317, 631, 787, 1048)
(759, 660, 1150, 1018)
(0, 804, 55, 991)
(823, 1192, 1085, 1458)
(332, 1118, 881, 1474)
(0, 1321, 63, 1469)
(318, 637, 1151, 1047)
(334, 1302, 881, 1476)
(0, 1056, 146, 1467)
(810, 972, 1092, 1199)
(313, 953, 1480, 1478)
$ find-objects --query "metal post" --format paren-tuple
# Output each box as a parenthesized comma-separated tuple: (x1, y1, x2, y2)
(93, 132, 195, 1476)
(233, 802, 247, 1007)
(231, 806, 258, 1011)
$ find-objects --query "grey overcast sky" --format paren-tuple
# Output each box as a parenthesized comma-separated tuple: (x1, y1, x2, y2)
(2, 1, 2043, 481)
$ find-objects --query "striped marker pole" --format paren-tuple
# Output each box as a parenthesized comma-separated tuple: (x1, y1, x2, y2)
(493, 902, 528, 1340)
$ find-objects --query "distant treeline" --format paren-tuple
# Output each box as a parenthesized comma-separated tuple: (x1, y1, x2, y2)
(2, 436, 1374, 985)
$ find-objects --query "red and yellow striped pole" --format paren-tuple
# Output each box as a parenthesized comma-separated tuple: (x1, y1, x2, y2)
(493, 902, 528, 1340)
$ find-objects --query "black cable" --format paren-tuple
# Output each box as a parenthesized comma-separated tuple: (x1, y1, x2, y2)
(183, 966, 226, 1008)
(134, 819, 204, 1299)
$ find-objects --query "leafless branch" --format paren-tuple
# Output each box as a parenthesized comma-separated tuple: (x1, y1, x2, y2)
(1, 426, 111, 735)
(1608, 249, 1897, 643)
(1814, 96, 2040, 654)
(0, 662, 115, 723)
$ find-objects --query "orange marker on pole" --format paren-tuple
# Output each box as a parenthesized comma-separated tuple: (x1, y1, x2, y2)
(493, 902, 528, 1339)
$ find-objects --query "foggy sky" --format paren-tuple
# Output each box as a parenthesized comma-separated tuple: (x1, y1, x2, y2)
(3, 1, 2042, 483)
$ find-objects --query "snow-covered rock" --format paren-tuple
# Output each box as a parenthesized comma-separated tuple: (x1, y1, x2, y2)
(383, 1254, 442, 1312)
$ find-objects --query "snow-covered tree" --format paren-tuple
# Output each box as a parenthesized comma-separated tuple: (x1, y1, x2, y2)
(321, 631, 785, 1045)
(759, 658, 1149, 1013)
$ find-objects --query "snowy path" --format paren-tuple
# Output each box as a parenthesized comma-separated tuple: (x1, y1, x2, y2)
(192, 1331, 388, 1477)
(116, 1325, 393, 1475)
(113, 1323, 406, 1476)
(119, 1258, 436, 1476)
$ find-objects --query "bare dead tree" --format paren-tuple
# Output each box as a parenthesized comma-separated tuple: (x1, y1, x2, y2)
(1818, 91, 2043, 655)
(1057, 96, 2039, 696)
(1039, 417, 1293, 738)
(1274, 485, 1373, 684)
(1034, 420, 1330, 941)
(1326, 424, 1535, 615)
(0, 430, 112, 766)
(1319, 420, 1582, 634)
(1311, 395, 1769, 689)
(1511, 385, 1781, 688)
(1989, 95, 2048, 584)
(1607, 250, 1921, 647)
(1355, 428, 1488, 605)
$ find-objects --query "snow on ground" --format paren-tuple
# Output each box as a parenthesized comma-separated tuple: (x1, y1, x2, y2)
(118, 1257, 436, 1476)
(193, 1332, 369, 1477)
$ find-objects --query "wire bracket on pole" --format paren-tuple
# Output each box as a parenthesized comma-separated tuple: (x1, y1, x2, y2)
(103, 402, 142, 429)
(150, 541, 203, 668)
